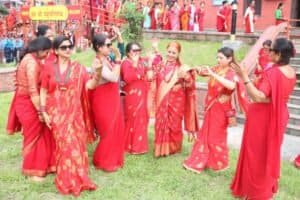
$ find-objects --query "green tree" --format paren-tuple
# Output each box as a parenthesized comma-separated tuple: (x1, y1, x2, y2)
(0, 6, 8, 16)
(120, 2, 144, 41)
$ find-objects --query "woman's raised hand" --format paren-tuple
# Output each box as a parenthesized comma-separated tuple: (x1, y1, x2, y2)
(230, 62, 248, 79)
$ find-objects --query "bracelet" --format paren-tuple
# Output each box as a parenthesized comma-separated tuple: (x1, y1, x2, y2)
(115, 60, 121, 65)
(40, 106, 46, 112)
(244, 80, 251, 85)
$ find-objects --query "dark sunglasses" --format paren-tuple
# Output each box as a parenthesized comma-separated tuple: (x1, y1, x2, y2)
(59, 45, 74, 51)
(131, 48, 142, 53)
(105, 43, 112, 47)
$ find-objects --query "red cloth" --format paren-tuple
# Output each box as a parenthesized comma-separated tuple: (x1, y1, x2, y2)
(196, 8, 205, 31)
(121, 58, 149, 154)
(183, 67, 238, 172)
(255, 48, 271, 76)
(154, 61, 198, 157)
(92, 58, 125, 172)
(216, 6, 226, 32)
(6, 54, 53, 176)
(162, 10, 171, 30)
(41, 62, 96, 196)
(294, 155, 300, 168)
(149, 7, 157, 30)
(231, 66, 296, 199)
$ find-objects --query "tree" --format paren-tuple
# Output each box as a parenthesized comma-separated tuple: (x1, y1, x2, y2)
(0, 6, 9, 16)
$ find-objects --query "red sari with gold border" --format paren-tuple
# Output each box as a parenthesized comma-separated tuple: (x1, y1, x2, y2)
(41, 61, 96, 196)
(183, 67, 241, 172)
(6, 53, 54, 176)
(121, 58, 149, 154)
(154, 61, 198, 157)
(91, 57, 125, 172)
(231, 66, 296, 199)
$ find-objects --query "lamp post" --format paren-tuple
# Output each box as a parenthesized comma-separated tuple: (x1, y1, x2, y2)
(230, 0, 238, 41)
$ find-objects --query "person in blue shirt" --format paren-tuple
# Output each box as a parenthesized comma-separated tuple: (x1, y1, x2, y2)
(4, 34, 15, 63)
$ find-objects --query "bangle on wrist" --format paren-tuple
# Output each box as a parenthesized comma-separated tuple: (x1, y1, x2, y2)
(40, 106, 46, 112)
(244, 80, 251, 85)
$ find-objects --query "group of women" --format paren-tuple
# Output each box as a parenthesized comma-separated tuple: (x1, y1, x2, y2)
(6, 23, 297, 199)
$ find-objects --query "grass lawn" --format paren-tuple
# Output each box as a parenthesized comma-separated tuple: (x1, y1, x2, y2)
(0, 40, 299, 199)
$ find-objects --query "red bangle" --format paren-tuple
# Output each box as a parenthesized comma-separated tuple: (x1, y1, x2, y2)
(115, 60, 121, 65)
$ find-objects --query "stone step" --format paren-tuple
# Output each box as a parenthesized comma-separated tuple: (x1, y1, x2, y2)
(288, 103, 300, 115)
(236, 114, 300, 136)
(291, 58, 300, 65)
(286, 124, 300, 137)
(293, 64, 300, 72)
(289, 95, 300, 105)
(293, 87, 300, 96)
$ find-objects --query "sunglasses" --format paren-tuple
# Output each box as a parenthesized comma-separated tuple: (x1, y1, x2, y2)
(59, 45, 74, 51)
(131, 49, 142, 53)
(105, 43, 112, 47)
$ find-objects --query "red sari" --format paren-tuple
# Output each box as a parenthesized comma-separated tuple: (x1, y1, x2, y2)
(216, 6, 226, 32)
(41, 61, 96, 196)
(231, 66, 296, 199)
(91, 57, 125, 172)
(121, 58, 149, 154)
(162, 9, 171, 30)
(244, 6, 255, 33)
(196, 8, 205, 31)
(254, 48, 271, 76)
(294, 155, 300, 168)
(183, 67, 242, 172)
(154, 61, 198, 157)
(6, 53, 54, 176)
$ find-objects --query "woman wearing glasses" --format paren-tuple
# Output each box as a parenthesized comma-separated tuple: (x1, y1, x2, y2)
(40, 36, 97, 196)
(154, 41, 199, 157)
(121, 42, 153, 154)
(6, 37, 53, 181)
(230, 38, 296, 199)
(90, 33, 125, 172)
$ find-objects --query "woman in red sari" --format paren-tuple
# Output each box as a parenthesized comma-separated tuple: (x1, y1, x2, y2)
(91, 33, 125, 172)
(154, 41, 199, 157)
(40, 36, 97, 196)
(244, 0, 256, 33)
(6, 37, 53, 181)
(216, 1, 228, 32)
(183, 47, 248, 173)
(121, 42, 152, 154)
(195, 1, 205, 32)
(162, 4, 171, 30)
(230, 38, 296, 200)
(254, 40, 272, 77)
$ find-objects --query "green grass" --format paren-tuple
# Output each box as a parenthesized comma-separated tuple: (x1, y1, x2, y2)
(0, 40, 299, 199)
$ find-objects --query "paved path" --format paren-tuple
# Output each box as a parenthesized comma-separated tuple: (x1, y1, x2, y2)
(228, 125, 300, 161)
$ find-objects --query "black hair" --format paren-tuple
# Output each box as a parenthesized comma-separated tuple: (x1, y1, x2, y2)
(36, 25, 51, 37)
(218, 47, 236, 64)
(262, 39, 272, 47)
(19, 36, 52, 62)
(125, 42, 141, 56)
(52, 36, 72, 50)
(222, 0, 228, 5)
(271, 38, 295, 65)
(277, 2, 283, 9)
(92, 33, 108, 52)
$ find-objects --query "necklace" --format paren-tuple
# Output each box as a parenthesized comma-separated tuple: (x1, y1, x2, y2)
(54, 61, 72, 91)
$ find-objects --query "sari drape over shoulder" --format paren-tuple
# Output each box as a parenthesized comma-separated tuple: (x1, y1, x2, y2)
(41, 62, 96, 196)
(231, 66, 296, 199)
(6, 53, 54, 176)
(154, 62, 198, 157)
(184, 67, 248, 173)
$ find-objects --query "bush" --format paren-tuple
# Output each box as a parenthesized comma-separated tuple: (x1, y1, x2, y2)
(0, 6, 8, 16)
(120, 3, 144, 41)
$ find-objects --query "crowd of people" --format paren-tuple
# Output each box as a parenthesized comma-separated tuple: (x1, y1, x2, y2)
(139, 0, 286, 34)
(5, 21, 298, 199)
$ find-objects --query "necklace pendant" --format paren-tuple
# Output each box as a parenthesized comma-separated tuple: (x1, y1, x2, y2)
(59, 86, 67, 91)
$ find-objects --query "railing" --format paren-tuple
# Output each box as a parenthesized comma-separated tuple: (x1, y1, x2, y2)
(286, 19, 300, 39)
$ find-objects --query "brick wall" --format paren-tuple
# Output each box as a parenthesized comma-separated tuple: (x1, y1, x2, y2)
(0, 68, 16, 93)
